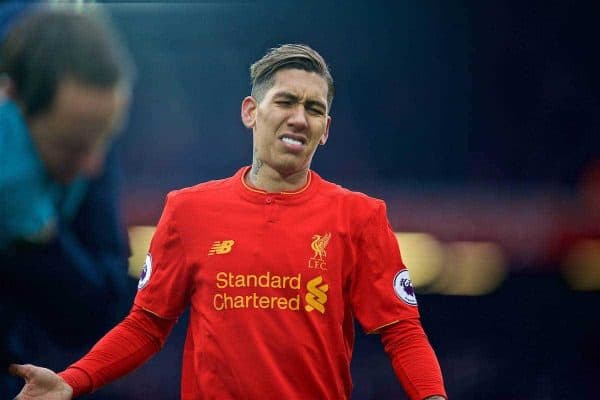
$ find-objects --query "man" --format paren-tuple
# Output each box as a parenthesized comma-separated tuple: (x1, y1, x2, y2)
(0, 5, 135, 395)
(10, 44, 447, 399)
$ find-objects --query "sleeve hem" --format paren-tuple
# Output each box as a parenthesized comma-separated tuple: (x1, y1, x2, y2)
(58, 366, 94, 397)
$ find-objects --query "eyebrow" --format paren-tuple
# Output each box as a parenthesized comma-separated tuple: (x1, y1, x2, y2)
(273, 91, 327, 112)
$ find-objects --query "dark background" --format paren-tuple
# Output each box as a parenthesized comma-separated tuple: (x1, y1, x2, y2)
(9, 1, 600, 398)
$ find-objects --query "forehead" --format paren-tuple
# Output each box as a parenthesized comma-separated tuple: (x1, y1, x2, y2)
(267, 69, 328, 103)
(52, 79, 128, 121)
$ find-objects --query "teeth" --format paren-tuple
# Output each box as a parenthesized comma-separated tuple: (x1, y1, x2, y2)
(282, 137, 303, 146)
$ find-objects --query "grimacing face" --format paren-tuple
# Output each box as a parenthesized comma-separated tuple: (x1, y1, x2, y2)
(241, 68, 331, 179)
(28, 79, 130, 184)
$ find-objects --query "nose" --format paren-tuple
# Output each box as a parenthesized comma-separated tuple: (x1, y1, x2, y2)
(286, 105, 308, 129)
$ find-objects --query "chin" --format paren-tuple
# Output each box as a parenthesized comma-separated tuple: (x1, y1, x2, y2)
(276, 161, 310, 177)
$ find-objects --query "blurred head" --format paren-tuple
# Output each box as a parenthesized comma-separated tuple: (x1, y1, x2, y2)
(0, 6, 134, 183)
(241, 44, 334, 177)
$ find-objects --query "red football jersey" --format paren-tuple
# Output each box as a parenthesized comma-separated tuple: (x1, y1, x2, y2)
(134, 167, 420, 400)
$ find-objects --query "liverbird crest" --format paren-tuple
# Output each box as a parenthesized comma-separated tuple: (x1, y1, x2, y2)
(311, 233, 331, 260)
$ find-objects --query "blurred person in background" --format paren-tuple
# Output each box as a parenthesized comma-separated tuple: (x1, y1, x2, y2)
(0, 4, 136, 395)
(9, 44, 446, 400)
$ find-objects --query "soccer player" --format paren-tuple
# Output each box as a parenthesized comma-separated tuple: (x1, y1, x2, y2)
(10, 44, 447, 400)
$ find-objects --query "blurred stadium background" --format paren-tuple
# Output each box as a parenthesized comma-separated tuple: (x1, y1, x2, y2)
(5, 1, 600, 398)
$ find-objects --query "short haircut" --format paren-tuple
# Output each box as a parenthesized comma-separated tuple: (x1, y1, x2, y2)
(0, 6, 134, 117)
(250, 44, 334, 110)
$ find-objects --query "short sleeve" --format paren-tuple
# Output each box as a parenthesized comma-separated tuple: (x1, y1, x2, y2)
(134, 193, 193, 319)
(350, 201, 420, 333)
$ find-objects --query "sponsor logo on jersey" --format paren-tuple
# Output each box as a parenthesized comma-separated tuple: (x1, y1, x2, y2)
(308, 232, 331, 270)
(208, 240, 235, 255)
(211, 272, 329, 314)
(137, 253, 152, 290)
(213, 272, 301, 311)
(392, 269, 417, 306)
(305, 275, 329, 314)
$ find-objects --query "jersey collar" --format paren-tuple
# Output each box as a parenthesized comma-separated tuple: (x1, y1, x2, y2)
(235, 166, 320, 204)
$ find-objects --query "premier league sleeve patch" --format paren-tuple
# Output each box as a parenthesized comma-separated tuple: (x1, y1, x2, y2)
(137, 253, 153, 290)
(393, 269, 417, 306)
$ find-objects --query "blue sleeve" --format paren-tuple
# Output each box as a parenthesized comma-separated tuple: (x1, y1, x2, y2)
(1, 147, 136, 346)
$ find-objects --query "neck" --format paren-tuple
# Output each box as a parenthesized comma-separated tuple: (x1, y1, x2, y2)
(245, 158, 309, 193)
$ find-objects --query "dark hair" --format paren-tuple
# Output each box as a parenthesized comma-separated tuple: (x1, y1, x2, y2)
(250, 44, 334, 110)
(0, 6, 134, 117)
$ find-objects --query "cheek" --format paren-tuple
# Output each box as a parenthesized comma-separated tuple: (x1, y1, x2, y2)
(259, 107, 288, 128)
(255, 117, 280, 142)
(311, 120, 327, 138)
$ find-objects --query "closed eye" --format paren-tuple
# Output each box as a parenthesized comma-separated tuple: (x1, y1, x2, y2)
(307, 106, 325, 116)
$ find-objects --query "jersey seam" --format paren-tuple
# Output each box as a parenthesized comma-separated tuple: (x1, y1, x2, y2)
(367, 319, 400, 334)
(350, 200, 386, 332)
(169, 194, 193, 300)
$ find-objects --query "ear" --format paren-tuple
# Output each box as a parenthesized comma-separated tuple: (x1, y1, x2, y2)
(241, 96, 257, 128)
(319, 115, 331, 145)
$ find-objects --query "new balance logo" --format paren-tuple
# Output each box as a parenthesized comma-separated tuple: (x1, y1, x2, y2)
(305, 276, 328, 314)
(208, 240, 235, 255)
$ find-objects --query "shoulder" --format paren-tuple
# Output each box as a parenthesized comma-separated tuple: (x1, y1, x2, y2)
(164, 175, 236, 208)
(0, 101, 48, 187)
(0, 99, 23, 129)
(315, 172, 385, 208)
(0, 100, 20, 152)
(315, 173, 386, 217)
